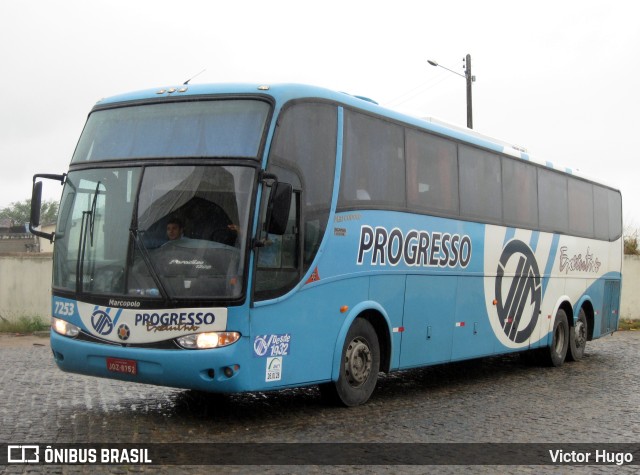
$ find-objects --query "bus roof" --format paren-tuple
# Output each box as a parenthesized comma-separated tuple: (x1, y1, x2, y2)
(95, 82, 614, 190)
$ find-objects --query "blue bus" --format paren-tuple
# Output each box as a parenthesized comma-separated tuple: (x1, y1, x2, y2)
(30, 83, 623, 406)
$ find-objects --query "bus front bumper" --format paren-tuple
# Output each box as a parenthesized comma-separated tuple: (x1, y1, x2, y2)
(50, 331, 253, 393)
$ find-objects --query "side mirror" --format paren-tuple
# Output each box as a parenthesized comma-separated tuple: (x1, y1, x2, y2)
(266, 181, 292, 235)
(28, 173, 65, 242)
(30, 181, 43, 228)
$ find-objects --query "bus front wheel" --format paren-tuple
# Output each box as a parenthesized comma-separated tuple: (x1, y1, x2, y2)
(539, 309, 569, 367)
(320, 318, 380, 407)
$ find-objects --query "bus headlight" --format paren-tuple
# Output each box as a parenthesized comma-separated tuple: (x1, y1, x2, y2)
(51, 317, 80, 337)
(177, 332, 241, 350)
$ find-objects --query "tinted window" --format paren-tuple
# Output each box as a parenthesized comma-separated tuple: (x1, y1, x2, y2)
(594, 186, 622, 241)
(538, 169, 568, 233)
(256, 102, 337, 300)
(568, 179, 594, 236)
(502, 158, 538, 228)
(339, 111, 405, 208)
(255, 186, 300, 299)
(607, 189, 623, 240)
(406, 129, 459, 215)
(593, 185, 609, 240)
(270, 102, 337, 210)
(459, 145, 502, 222)
(73, 100, 271, 162)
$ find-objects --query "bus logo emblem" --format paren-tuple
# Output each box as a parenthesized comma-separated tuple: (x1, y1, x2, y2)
(91, 309, 114, 336)
(117, 323, 131, 341)
(254, 335, 269, 356)
(495, 240, 541, 344)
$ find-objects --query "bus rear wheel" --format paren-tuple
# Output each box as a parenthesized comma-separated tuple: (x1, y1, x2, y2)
(320, 318, 380, 407)
(538, 309, 569, 367)
(567, 308, 588, 361)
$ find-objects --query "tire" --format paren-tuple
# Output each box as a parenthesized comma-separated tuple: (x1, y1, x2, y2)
(567, 308, 588, 362)
(538, 309, 569, 367)
(320, 318, 380, 407)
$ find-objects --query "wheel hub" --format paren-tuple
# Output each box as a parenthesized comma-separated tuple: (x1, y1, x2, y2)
(344, 337, 372, 387)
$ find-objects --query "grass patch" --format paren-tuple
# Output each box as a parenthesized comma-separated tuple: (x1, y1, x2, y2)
(0, 315, 49, 333)
(618, 319, 640, 331)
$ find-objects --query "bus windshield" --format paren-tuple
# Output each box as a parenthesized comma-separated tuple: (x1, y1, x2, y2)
(72, 99, 271, 162)
(53, 165, 255, 302)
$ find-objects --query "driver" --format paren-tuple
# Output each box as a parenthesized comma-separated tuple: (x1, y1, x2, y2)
(165, 217, 185, 242)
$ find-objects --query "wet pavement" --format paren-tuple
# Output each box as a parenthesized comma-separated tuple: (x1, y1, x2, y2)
(1, 331, 639, 474)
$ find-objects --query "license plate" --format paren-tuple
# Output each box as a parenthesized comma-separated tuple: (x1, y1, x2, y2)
(106, 357, 138, 376)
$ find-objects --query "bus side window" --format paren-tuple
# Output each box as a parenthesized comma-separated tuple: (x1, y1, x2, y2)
(255, 102, 337, 301)
(502, 156, 538, 229)
(255, 190, 301, 299)
(339, 110, 405, 208)
(406, 129, 458, 215)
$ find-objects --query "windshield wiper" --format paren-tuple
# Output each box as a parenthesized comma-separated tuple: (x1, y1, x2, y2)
(76, 182, 101, 292)
(129, 228, 170, 301)
(88, 181, 100, 246)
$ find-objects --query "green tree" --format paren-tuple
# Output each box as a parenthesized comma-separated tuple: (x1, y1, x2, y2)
(0, 199, 58, 226)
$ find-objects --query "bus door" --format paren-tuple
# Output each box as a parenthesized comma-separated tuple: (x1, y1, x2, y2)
(450, 276, 495, 360)
(400, 275, 455, 367)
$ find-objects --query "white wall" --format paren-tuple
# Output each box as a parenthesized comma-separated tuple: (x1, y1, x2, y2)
(0, 254, 52, 321)
(621, 255, 640, 320)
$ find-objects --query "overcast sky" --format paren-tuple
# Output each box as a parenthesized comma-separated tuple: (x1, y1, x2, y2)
(1, 0, 638, 229)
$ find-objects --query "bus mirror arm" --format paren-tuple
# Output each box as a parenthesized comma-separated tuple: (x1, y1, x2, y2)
(29, 173, 66, 242)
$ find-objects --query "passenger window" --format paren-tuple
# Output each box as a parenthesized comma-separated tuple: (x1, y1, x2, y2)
(593, 186, 609, 240)
(538, 169, 568, 234)
(568, 179, 594, 237)
(406, 129, 458, 215)
(607, 189, 622, 240)
(459, 145, 502, 223)
(339, 110, 405, 209)
(503, 158, 538, 228)
(594, 186, 622, 241)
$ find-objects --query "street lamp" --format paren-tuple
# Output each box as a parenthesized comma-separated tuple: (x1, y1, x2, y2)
(427, 54, 475, 129)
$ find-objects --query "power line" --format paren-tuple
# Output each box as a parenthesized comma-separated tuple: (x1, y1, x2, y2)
(386, 72, 452, 108)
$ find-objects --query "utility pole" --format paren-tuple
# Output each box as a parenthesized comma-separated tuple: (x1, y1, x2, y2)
(464, 54, 474, 129)
(428, 54, 476, 129)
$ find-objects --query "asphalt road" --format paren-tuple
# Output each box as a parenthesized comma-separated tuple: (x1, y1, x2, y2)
(1, 331, 639, 474)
